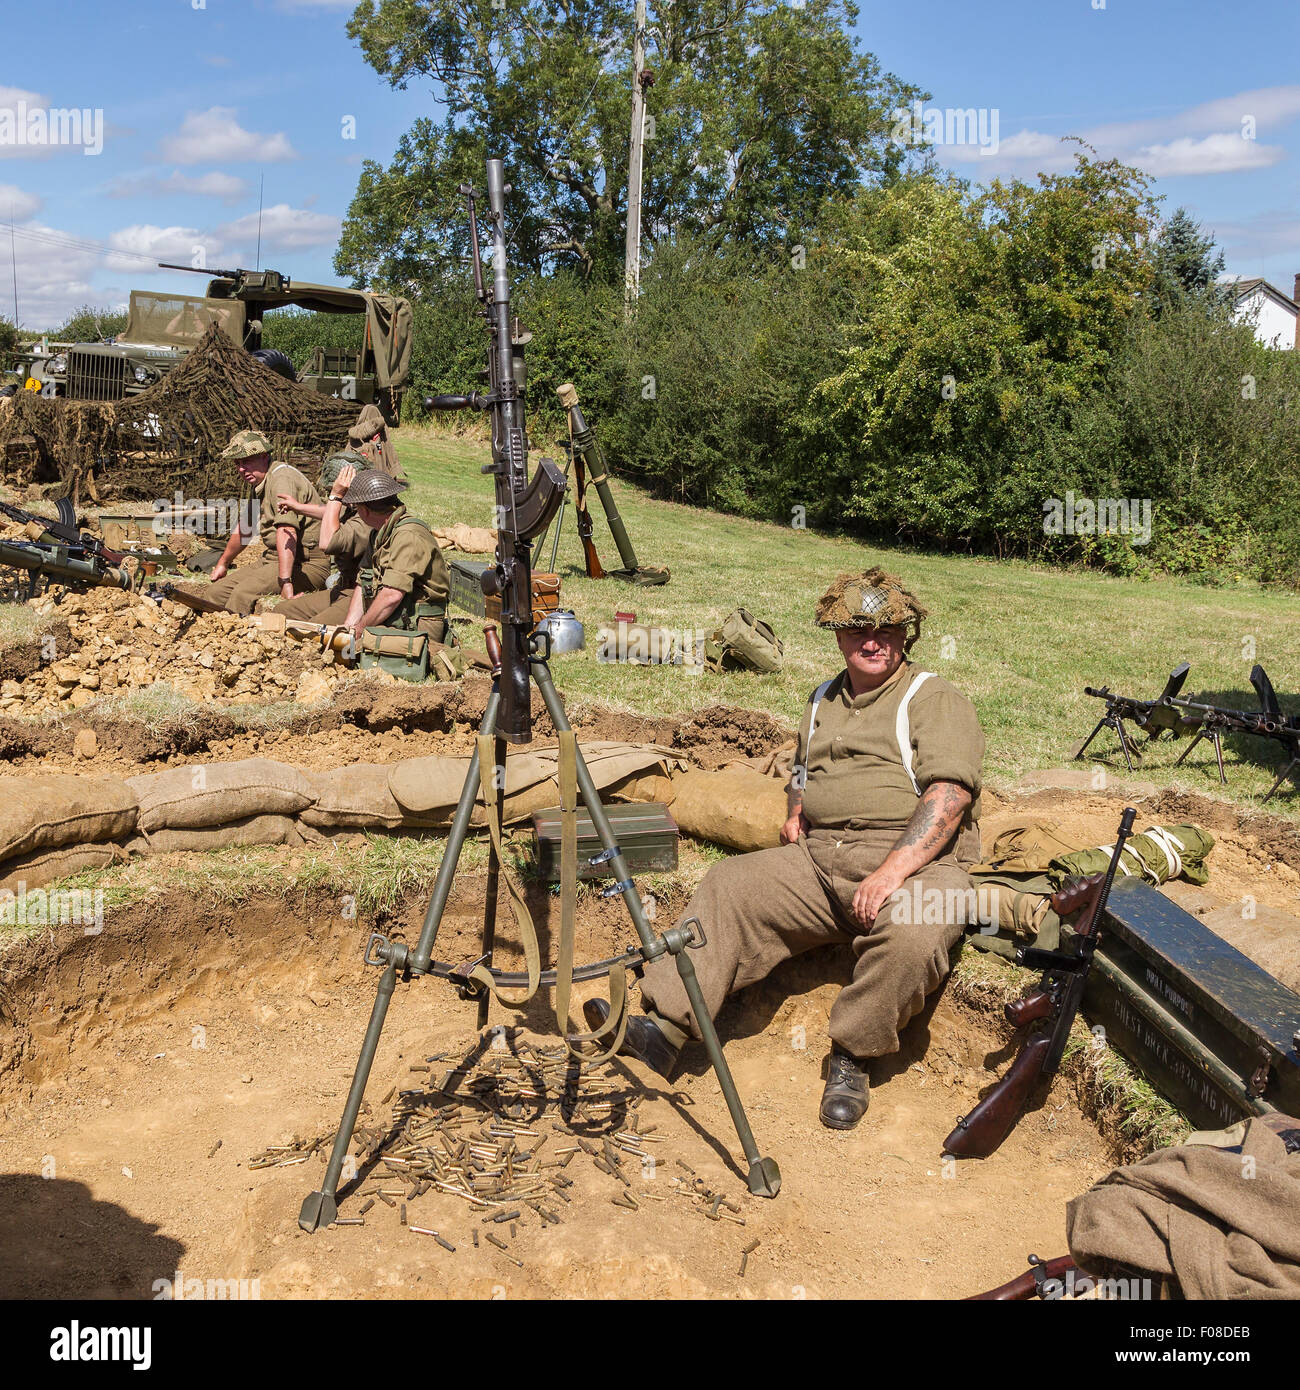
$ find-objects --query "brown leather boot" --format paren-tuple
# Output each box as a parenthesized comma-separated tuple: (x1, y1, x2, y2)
(820, 1045, 870, 1130)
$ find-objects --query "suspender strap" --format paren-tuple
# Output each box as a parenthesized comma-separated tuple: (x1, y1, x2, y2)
(896, 670, 934, 796)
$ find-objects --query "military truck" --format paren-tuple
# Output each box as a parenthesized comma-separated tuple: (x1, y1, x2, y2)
(26, 266, 412, 425)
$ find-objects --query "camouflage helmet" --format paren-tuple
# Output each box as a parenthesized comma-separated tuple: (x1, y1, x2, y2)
(319, 449, 368, 494)
(221, 428, 272, 461)
(340, 468, 408, 507)
(815, 568, 927, 649)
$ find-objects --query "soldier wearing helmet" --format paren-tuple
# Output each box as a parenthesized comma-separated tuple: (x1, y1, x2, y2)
(274, 450, 374, 625)
(203, 429, 331, 614)
(339, 469, 450, 642)
(584, 567, 986, 1133)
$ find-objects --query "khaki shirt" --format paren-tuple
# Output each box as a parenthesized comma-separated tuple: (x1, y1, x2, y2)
(369, 505, 449, 608)
(794, 661, 984, 835)
(255, 462, 323, 553)
(323, 512, 373, 591)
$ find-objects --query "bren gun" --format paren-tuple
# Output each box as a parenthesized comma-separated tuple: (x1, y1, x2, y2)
(298, 158, 780, 1234)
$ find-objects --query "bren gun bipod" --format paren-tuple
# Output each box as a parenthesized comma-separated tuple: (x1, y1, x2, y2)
(298, 159, 779, 1232)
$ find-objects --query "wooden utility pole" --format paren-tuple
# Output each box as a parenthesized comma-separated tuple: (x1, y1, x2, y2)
(623, 0, 647, 316)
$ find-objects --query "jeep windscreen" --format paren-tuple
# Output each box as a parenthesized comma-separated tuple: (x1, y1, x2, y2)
(118, 291, 246, 349)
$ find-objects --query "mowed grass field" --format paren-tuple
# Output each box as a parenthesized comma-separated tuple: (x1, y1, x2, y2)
(398, 426, 1300, 814)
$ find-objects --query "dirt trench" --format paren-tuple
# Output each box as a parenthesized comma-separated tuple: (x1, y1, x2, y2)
(0, 877, 1111, 1301)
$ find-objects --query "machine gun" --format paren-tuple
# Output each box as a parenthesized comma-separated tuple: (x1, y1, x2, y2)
(298, 159, 779, 1237)
(1170, 665, 1300, 802)
(0, 535, 225, 613)
(943, 807, 1136, 1159)
(0, 496, 127, 565)
(1072, 662, 1191, 772)
(424, 166, 566, 742)
(157, 262, 290, 295)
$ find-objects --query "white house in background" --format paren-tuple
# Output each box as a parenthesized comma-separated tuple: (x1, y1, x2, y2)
(1221, 275, 1298, 349)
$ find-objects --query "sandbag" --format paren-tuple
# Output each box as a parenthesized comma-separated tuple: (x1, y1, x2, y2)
(0, 841, 127, 893)
(142, 814, 304, 853)
(432, 523, 496, 554)
(0, 775, 139, 866)
(607, 769, 679, 806)
(128, 758, 317, 833)
(668, 766, 786, 853)
(300, 764, 445, 832)
(389, 741, 685, 827)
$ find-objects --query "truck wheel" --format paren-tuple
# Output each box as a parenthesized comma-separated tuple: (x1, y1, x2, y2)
(249, 348, 297, 382)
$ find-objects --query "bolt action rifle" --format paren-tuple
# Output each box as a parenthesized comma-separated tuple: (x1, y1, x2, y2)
(1170, 664, 1300, 802)
(943, 807, 1137, 1159)
(0, 535, 226, 613)
(424, 165, 566, 742)
(1072, 663, 1191, 772)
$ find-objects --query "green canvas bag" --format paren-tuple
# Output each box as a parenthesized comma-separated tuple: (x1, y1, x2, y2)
(359, 626, 430, 682)
(704, 608, 784, 674)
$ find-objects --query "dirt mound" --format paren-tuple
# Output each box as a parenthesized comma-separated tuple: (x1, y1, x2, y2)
(0, 586, 347, 715)
(0, 324, 357, 502)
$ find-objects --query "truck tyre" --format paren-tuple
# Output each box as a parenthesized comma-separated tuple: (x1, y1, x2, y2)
(249, 348, 297, 382)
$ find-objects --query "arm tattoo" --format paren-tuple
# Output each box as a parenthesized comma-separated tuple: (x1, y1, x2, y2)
(893, 781, 970, 860)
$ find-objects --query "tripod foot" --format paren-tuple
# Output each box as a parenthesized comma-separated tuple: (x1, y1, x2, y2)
(298, 1190, 338, 1233)
(747, 1156, 782, 1198)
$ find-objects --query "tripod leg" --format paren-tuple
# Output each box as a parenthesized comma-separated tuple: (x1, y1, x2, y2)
(302, 688, 500, 1231)
(1114, 719, 1136, 773)
(1212, 730, 1227, 785)
(1173, 728, 1208, 768)
(299, 954, 399, 1231)
(410, 688, 501, 972)
(1262, 758, 1299, 804)
(531, 657, 780, 1197)
(1072, 717, 1109, 762)
(478, 731, 508, 1031)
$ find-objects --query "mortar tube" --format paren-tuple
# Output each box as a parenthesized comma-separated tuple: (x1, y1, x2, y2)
(568, 405, 639, 573)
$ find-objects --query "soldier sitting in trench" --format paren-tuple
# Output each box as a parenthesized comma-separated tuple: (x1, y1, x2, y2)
(585, 569, 987, 1131)
(337, 469, 450, 642)
(272, 451, 373, 626)
(204, 430, 331, 615)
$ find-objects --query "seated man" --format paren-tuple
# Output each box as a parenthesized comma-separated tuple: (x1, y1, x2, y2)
(586, 569, 986, 1131)
(204, 430, 331, 615)
(274, 452, 373, 625)
(338, 469, 449, 641)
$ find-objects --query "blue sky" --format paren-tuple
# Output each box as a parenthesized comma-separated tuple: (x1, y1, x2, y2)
(2, 0, 1297, 329)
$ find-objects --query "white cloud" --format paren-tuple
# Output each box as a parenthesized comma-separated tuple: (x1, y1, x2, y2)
(1133, 133, 1285, 178)
(160, 107, 296, 164)
(105, 224, 223, 274)
(216, 203, 340, 252)
(0, 183, 42, 221)
(947, 84, 1300, 181)
(106, 169, 249, 206)
(1, 220, 101, 330)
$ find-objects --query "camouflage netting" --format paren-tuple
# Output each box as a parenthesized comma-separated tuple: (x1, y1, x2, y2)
(0, 324, 358, 502)
(814, 567, 928, 643)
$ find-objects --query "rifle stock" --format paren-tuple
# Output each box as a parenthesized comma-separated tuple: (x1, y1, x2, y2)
(968, 1253, 1077, 1301)
(942, 1032, 1052, 1158)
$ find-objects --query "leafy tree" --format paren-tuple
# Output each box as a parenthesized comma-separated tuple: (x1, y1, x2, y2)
(337, 0, 923, 288)
(809, 149, 1159, 549)
(56, 304, 127, 342)
(1148, 206, 1226, 317)
(0, 314, 17, 355)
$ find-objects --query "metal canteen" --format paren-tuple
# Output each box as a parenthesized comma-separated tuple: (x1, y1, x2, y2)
(537, 609, 585, 653)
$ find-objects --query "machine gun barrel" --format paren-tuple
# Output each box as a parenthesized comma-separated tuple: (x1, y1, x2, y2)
(158, 261, 244, 279)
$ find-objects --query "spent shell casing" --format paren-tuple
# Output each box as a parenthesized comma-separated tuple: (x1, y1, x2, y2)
(359, 1198, 375, 1216)
(738, 1252, 748, 1278)
(400, 1203, 407, 1226)
(334, 1218, 365, 1227)
(207, 1139, 223, 1159)
(742, 1239, 761, 1255)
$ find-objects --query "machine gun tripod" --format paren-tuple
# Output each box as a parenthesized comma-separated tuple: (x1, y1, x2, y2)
(299, 158, 777, 1233)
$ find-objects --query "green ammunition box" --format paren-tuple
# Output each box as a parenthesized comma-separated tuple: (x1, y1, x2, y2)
(531, 802, 679, 881)
(449, 558, 491, 619)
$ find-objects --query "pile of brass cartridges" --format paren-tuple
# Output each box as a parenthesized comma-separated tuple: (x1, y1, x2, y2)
(246, 1037, 752, 1264)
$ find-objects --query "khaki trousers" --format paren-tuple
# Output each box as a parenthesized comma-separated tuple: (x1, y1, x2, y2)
(276, 586, 355, 624)
(638, 827, 974, 1059)
(204, 554, 331, 616)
